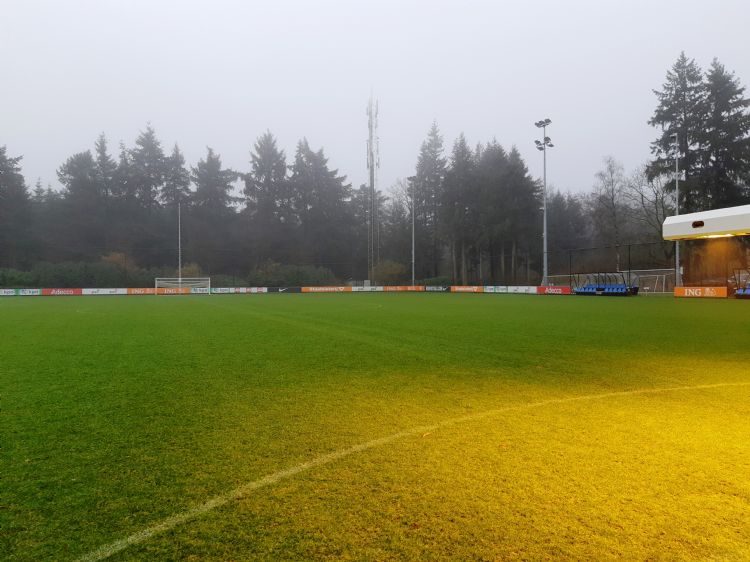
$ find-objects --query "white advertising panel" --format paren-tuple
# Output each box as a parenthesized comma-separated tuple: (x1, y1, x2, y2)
(507, 286, 536, 294)
(18, 289, 41, 296)
(82, 288, 127, 295)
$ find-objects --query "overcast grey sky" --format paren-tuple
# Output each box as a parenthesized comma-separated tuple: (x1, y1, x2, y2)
(2, 0, 749, 196)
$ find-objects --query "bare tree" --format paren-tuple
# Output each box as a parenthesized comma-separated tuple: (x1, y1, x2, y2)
(589, 156, 630, 270)
(624, 164, 673, 242)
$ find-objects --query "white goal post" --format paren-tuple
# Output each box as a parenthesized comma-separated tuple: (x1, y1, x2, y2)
(154, 277, 211, 294)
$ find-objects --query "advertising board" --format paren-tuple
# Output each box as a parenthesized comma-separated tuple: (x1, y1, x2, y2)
(301, 286, 352, 293)
(451, 286, 484, 293)
(536, 286, 572, 295)
(82, 288, 128, 295)
(42, 288, 83, 296)
(674, 286, 728, 298)
(127, 288, 156, 295)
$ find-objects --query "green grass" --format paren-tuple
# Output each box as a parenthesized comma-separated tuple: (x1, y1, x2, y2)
(2, 294, 749, 561)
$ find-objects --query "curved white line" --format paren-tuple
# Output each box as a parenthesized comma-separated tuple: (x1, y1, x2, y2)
(77, 381, 750, 562)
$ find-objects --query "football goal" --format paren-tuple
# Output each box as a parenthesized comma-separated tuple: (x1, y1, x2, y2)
(154, 277, 211, 295)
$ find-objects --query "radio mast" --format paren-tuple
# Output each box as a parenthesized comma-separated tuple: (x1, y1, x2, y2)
(366, 94, 380, 283)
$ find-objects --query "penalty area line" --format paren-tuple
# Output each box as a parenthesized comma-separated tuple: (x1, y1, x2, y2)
(77, 380, 750, 562)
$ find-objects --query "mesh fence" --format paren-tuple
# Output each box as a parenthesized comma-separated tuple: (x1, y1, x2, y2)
(547, 238, 749, 290)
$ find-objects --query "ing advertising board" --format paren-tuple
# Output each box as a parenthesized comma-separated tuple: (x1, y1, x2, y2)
(674, 286, 728, 298)
(155, 288, 190, 295)
(127, 288, 155, 295)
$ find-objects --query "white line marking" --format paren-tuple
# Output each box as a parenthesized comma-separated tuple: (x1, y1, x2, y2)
(77, 381, 750, 561)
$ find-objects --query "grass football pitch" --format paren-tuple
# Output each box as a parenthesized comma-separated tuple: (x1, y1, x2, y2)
(2, 293, 750, 561)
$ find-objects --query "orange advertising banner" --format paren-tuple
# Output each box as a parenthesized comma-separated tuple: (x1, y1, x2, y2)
(155, 287, 191, 295)
(451, 286, 485, 293)
(128, 288, 156, 295)
(674, 286, 728, 298)
(383, 285, 425, 292)
(301, 286, 353, 293)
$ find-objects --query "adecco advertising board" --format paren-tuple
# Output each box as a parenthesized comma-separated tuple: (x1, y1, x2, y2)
(674, 286, 728, 298)
(41, 288, 83, 296)
(537, 286, 572, 295)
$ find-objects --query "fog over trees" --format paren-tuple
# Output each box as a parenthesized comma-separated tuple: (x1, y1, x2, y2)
(1, 53, 749, 287)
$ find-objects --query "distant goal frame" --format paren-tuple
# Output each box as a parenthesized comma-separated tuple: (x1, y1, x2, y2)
(154, 277, 211, 295)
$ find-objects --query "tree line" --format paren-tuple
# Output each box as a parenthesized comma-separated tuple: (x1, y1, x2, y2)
(1, 53, 748, 286)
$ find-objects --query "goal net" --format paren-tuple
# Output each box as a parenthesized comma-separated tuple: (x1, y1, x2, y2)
(628, 269, 675, 295)
(154, 277, 211, 295)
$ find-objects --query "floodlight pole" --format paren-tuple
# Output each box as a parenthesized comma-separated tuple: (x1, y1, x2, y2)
(673, 134, 682, 287)
(535, 119, 553, 286)
(178, 201, 182, 287)
(411, 181, 416, 286)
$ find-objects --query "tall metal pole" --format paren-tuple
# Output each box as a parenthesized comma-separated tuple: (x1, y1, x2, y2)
(178, 201, 182, 286)
(535, 119, 553, 286)
(411, 182, 415, 286)
(542, 126, 548, 286)
(366, 95, 380, 283)
(674, 134, 681, 286)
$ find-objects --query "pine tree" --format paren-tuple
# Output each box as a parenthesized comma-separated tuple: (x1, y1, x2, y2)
(476, 140, 509, 282)
(243, 132, 292, 264)
(0, 146, 32, 268)
(697, 59, 750, 208)
(130, 125, 166, 208)
(503, 147, 540, 283)
(412, 122, 446, 277)
(648, 52, 705, 212)
(58, 150, 106, 259)
(94, 133, 117, 199)
(161, 144, 191, 207)
(191, 148, 237, 212)
(441, 134, 476, 283)
(288, 139, 353, 274)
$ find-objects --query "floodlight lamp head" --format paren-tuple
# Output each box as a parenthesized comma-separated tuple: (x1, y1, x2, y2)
(535, 120, 544, 128)
(544, 118, 551, 125)
(547, 143, 554, 148)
